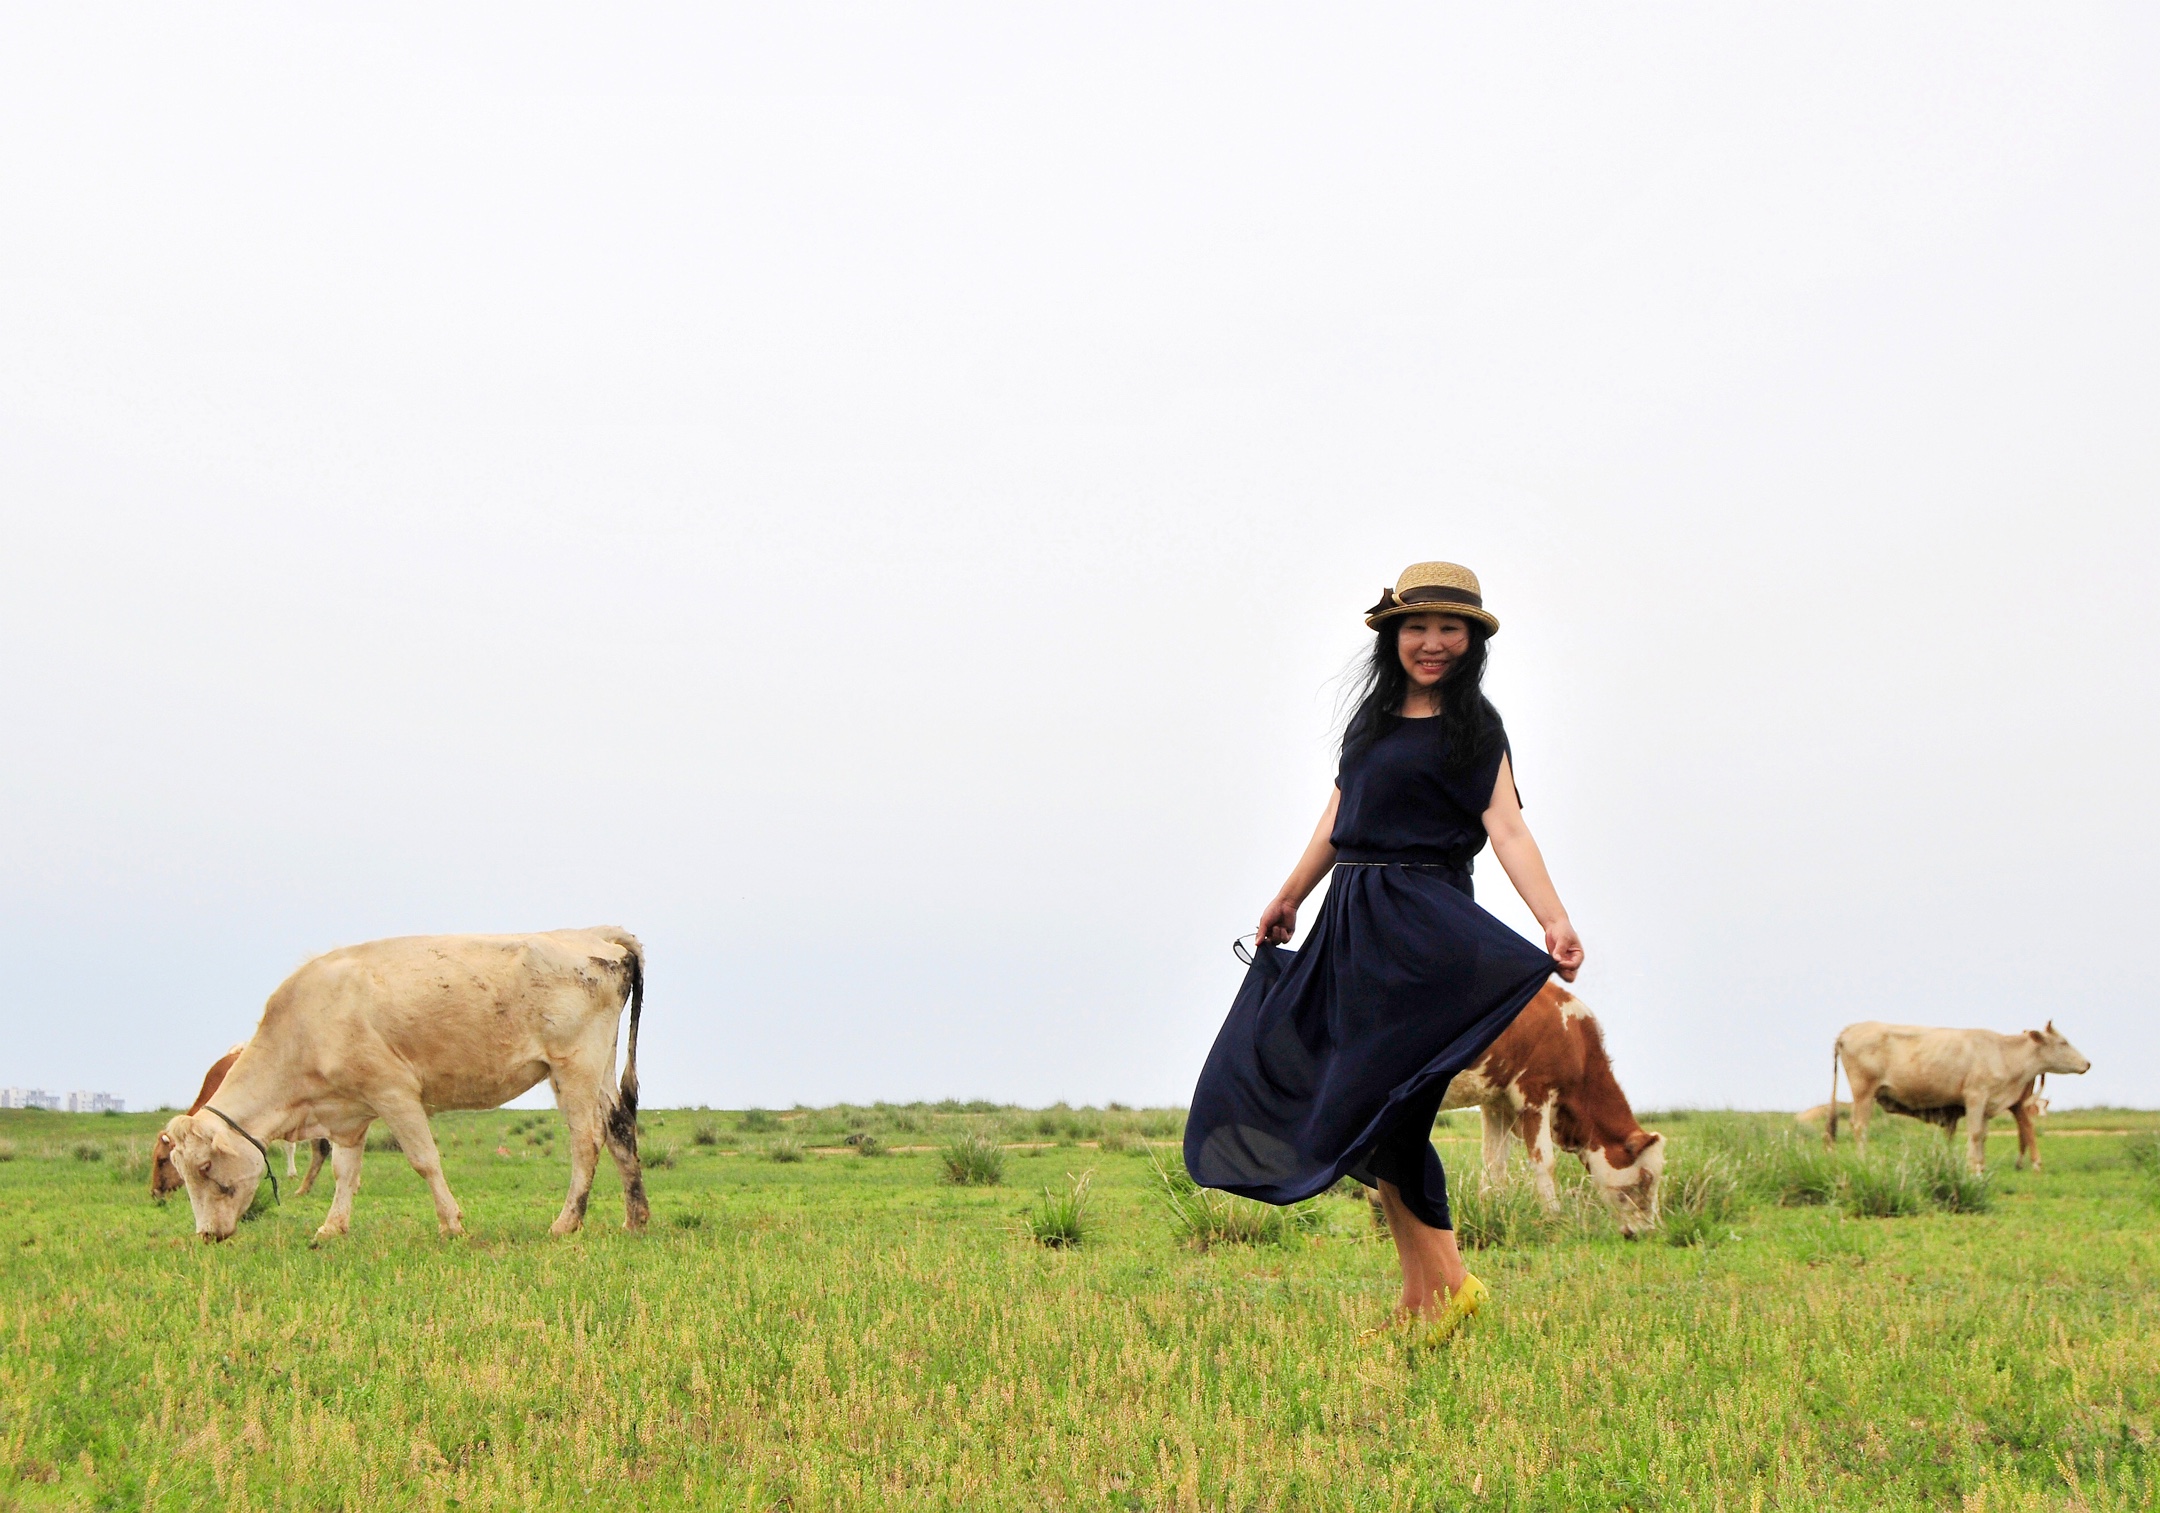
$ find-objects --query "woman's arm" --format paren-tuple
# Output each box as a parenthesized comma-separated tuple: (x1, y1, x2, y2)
(1256, 788, 1341, 947)
(1484, 753, 1584, 980)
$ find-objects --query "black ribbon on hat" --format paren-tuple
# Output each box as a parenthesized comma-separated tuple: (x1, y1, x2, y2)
(1366, 583, 1484, 617)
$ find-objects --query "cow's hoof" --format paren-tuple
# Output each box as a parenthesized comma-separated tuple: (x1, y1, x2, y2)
(549, 1218, 583, 1237)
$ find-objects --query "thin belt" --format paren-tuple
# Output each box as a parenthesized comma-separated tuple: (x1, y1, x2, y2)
(1333, 852, 1474, 873)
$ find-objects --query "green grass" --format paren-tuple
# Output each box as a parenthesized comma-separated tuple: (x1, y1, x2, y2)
(1, 1105, 2154, 1510)
(1025, 1169, 1094, 1249)
(938, 1132, 1006, 1187)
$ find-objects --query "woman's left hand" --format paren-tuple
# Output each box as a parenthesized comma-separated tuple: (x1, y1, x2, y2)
(1544, 918, 1584, 982)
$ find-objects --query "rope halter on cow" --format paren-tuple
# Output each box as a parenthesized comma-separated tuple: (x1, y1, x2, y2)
(202, 1105, 279, 1204)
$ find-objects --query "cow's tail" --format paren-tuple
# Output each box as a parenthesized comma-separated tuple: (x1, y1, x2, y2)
(1826, 1036, 1842, 1147)
(617, 938, 643, 1123)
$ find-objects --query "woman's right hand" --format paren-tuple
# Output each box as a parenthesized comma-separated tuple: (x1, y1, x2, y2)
(1257, 896, 1298, 948)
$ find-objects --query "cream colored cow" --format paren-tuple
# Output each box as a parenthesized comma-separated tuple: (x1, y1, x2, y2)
(163, 928, 646, 1242)
(1827, 1020, 2089, 1174)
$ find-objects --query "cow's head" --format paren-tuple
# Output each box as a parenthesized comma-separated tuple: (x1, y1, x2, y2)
(1580, 1129, 1664, 1238)
(161, 1113, 267, 1241)
(2030, 1021, 2092, 1077)
(148, 1129, 186, 1199)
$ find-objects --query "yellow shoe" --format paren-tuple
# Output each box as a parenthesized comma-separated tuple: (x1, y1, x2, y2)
(1413, 1274, 1489, 1350)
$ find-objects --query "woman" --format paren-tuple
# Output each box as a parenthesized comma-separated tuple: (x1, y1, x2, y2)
(1184, 561, 1583, 1346)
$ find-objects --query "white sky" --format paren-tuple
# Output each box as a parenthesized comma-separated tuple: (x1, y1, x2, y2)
(2, 6, 2154, 1114)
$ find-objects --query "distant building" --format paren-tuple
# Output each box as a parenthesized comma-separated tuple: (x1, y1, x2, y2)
(0, 1089, 61, 1110)
(66, 1092, 125, 1113)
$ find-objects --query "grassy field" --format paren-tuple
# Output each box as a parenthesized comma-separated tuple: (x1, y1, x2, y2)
(2, 1101, 2155, 1512)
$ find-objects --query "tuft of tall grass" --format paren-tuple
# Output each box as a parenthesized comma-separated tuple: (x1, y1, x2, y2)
(365, 1127, 402, 1154)
(691, 1121, 720, 1147)
(1660, 1154, 1746, 1247)
(1096, 1130, 1137, 1155)
(1915, 1145, 1992, 1213)
(740, 1109, 779, 1133)
(647, 1141, 678, 1170)
(766, 1137, 804, 1164)
(1450, 1177, 1553, 1250)
(1026, 1171, 1092, 1248)
(0, 1138, 15, 1162)
(70, 1141, 103, 1163)
(940, 1133, 1005, 1186)
(1749, 1136, 1844, 1208)
(2124, 1130, 2160, 1177)
(854, 1134, 887, 1158)
(1148, 1152, 1318, 1248)
(1837, 1156, 1928, 1219)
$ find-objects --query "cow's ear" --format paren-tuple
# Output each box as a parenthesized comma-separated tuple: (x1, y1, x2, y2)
(162, 1113, 198, 1148)
(2028, 1030, 2044, 1043)
(1623, 1129, 1655, 1158)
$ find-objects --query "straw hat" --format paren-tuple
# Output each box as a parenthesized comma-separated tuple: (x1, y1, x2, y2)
(1363, 561, 1499, 634)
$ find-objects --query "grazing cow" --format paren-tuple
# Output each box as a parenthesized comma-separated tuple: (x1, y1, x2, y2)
(150, 1046, 329, 1200)
(1827, 1021, 2090, 1174)
(162, 927, 646, 1243)
(1438, 981, 1665, 1236)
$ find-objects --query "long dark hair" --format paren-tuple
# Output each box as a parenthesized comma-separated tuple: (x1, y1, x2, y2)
(1340, 619, 1498, 774)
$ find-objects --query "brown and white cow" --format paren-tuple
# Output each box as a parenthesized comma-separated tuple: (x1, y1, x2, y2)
(1439, 980, 1665, 1236)
(150, 1046, 329, 1200)
(1827, 1021, 2090, 1174)
(162, 927, 647, 1242)
(2009, 1075, 2050, 1171)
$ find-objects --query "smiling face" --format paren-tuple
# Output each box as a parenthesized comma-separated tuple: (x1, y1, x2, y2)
(1395, 613, 1472, 693)
(162, 1113, 267, 1241)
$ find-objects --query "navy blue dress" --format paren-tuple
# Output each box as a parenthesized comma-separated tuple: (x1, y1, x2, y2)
(1184, 713, 1556, 1230)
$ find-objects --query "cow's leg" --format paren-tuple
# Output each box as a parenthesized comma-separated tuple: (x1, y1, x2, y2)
(2013, 1101, 2040, 1172)
(285, 1142, 299, 1178)
(314, 1142, 365, 1240)
(1849, 1079, 1877, 1156)
(296, 1139, 330, 1197)
(1479, 1103, 1512, 1192)
(550, 1086, 607, 1237)
(1518, 1098, 1561, 1213)
(1965, 1099, 1989, 1175)
(601, 1093, 649, 1234)
(373, 1096, 464, 1237)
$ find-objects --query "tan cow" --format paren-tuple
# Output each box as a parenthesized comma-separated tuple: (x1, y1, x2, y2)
(1439, 980, 1665, 1236)
(162, 927, 646, 1242)
(150, 1045, 329, 1200)
(1826, 1021, 2090, 1173)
